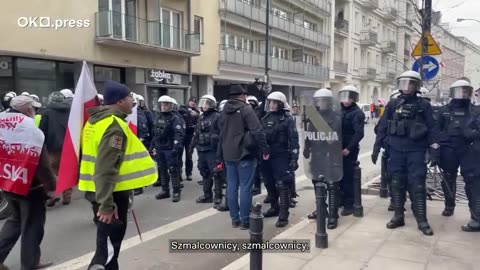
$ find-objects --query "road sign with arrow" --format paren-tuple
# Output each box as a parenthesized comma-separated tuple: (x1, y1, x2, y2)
(412, 56, 440, 80)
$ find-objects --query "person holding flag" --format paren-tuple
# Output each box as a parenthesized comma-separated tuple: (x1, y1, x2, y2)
(0, 95, 56, 270)
(78, 80, 157, 270)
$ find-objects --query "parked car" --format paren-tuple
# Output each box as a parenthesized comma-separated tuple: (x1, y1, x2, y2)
(358, 103, 371, 123)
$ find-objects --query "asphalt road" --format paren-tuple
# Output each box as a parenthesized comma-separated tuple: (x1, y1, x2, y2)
(1, 121, 380, 270)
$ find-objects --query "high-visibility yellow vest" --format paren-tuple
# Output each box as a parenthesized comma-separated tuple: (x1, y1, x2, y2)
(78, 115, 157, 192)
(34, 114, 42, 127)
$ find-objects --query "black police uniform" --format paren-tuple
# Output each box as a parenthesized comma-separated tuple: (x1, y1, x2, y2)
(261, 109, 299, 227)
(340, 103, 365, 214)
(250, 102, 264, 196)
(152, 111, 184, 202)
(462, 110, 480, 231)
(437, 99, 475, 216)
(375, 93, 439, 235)
(303, 108, 343, 228)
(191, 109, 222, 206)
(176, 106, 192, 181)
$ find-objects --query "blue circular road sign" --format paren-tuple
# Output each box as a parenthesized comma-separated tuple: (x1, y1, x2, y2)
(412, 56, 440, 81)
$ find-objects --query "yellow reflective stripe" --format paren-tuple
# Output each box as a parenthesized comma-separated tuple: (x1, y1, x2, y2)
(81, 151, 150, 163)
(79, 167, 157, 182)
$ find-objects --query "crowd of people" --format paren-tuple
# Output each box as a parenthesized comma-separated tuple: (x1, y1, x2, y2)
(0, 70, 479, 269)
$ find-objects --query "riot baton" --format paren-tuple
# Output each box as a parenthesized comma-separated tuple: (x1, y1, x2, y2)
(249, 202, 263, 270)
(314, 176, 328, 249)
(353, 161, 364, 217)
(379, 152, 389, 198)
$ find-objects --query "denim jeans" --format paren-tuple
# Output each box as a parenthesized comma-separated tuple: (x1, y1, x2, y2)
(225, 159, 257, 224)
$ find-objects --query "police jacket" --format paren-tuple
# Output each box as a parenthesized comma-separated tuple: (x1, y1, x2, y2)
(218, 99, 268, 162)
(341, 103, 365, 151)
(375, 94, 439, 152)
(139, 107, 154, 141)
(178, 105, 195, 136)
(303, 109, 342, 156)
(191, 110, 220, 152)
(261, 110, 299, 161)
(152, 111, 184, 152)
(437, 100, 474, 147)
(465, 110, 480, 152)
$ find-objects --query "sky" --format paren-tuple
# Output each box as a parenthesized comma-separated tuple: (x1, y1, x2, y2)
(432, 0, 480, 44)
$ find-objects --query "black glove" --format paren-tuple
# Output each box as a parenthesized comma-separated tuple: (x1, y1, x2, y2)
(289, 160, 299, 172)
(303, 149, 310, 159)
(371, 149, 380, 165)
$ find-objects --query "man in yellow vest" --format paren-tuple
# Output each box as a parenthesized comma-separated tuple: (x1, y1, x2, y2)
(79, 81, 157, 270)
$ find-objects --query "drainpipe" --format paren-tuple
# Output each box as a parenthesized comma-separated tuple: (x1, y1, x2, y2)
(187, 0, 193, 100)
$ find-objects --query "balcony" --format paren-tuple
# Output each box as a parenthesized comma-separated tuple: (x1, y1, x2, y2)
(381, 41, 396, 54)
(95, 11, 200, 56)
(219, 45, 329, 79)
(358, 0, 379, 10)
(293, 0, 331, 15)
(383, 7, 397, 21)
(334, 61, 348, 76)
(219, 0, 330, 47)
(379, 71, 396, 84)
(360, 29, 378, 46)
(360, 67, 376, 80)
(335, 19, 349, 37)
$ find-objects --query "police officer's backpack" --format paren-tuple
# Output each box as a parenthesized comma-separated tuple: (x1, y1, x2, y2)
(137, 110, 149, 139)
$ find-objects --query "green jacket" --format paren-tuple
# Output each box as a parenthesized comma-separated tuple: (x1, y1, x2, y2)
(86, 106, 128, 214)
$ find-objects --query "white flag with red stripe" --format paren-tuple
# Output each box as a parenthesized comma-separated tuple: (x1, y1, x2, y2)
(55, 61, 99, 195)
(127, 104, 138, 135)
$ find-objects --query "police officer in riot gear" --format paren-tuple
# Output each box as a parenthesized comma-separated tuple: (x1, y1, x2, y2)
(338, 85, 365, 216)
(0, 91, 16, 112)
(152, 95, 184, 202)
(247, 95, 264, 196)
(261, 92, 299, 227)
(463, 108, 480, 232)
(304, 88, 343, 229)
(190, 95, 222, 207)
(437, 80, 475, 217)
(375, 71, 439, 236)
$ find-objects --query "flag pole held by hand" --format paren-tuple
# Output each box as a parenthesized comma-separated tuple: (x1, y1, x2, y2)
(131, 209, 143, 242)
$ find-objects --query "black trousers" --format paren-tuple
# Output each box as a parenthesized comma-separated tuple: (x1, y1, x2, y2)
(89, 191, 130, 270)
(0, 189, 47, 270)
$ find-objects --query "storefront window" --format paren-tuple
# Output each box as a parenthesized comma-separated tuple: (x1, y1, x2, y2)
(168, 89, 185, 105)
(94, 65, 125, 93)
(58, 62, 75, 90)
(15, 58, 57, 105)
(0, 56, 13, 93)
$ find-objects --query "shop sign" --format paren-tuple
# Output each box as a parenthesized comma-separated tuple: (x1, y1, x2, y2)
(147, 69, 181, 85)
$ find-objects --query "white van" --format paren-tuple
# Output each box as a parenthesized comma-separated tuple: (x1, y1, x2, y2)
(358, 103, 371, 123)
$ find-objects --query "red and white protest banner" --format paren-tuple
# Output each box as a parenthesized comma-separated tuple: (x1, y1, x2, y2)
(0, 113, 45, 196)
(56, 61, 99, 195)
(126, 103, 138, 135)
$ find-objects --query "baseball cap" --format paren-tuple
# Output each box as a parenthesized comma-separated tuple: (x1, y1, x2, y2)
(10, 95, 42, 110)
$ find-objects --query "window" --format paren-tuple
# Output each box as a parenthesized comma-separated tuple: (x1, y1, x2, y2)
(161, 8, 182, 49)
(272, 6, 288, 19)
(94, 65, 124, 83)
(194, 16, 204, 44)
(354, 48, 358, 69)
(355, 12, 359, 33)
(303, 54, 319, 65)
(304, 20, 318, 31)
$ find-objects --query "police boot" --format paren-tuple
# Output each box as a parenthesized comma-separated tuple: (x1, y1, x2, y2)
(217, 191, 229, 212)
(290, 180, 298, 208)
(276, 183, 290, 228)
(213, 174, 223, 209)
(155, 173, 171, 199)
(441, 172, 457, 216)
(196, 177, 213, 203)
(327, 182, 340, 230)
(409, 182, 434, 236)
(387, 175, 406, 229)
(263, 182, 279, 218)
(462, 177, 480, 232)
(464, 176, 474, 217)
(169, 167, 181, 202)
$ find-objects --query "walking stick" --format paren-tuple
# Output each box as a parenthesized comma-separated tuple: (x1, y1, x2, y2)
(131, 209, 143, 242)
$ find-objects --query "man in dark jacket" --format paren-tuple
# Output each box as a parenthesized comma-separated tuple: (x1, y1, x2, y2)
(38, 91, 72, 206)
(0, 95, 56, 270)
(338, 85, 365, 216)
(218, 85, 268, 230)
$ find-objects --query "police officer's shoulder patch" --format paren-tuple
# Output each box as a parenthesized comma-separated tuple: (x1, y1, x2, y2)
(110, 135, 124, 150)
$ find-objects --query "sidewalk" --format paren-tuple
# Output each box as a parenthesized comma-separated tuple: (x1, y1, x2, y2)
(224, 195, 480, 270)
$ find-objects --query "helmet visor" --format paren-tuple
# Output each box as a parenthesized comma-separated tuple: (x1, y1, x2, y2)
(159, 102, 173, 112)
(338, 91, 359, 103)
(265, 99, 282, 112)
(198, 98, 216, 111)
(397, 78, 420, 94)
(314, 97, 333, 111)
(450, 86, 472, 99)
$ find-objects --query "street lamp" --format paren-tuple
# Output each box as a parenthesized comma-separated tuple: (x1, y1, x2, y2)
(457, 18, 480, 24)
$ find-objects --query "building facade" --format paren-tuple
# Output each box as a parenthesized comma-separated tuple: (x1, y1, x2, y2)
(0, 0, 220, 109)
(331, 0, 420, 104)
(215, 0, 331, 104)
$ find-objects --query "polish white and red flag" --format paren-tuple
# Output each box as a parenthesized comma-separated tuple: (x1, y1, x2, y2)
(126, 102, 138, 135)
(55, 61, 99, 195)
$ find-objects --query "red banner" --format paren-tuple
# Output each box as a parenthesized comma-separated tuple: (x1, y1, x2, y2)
(0, 113, 45, 196)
